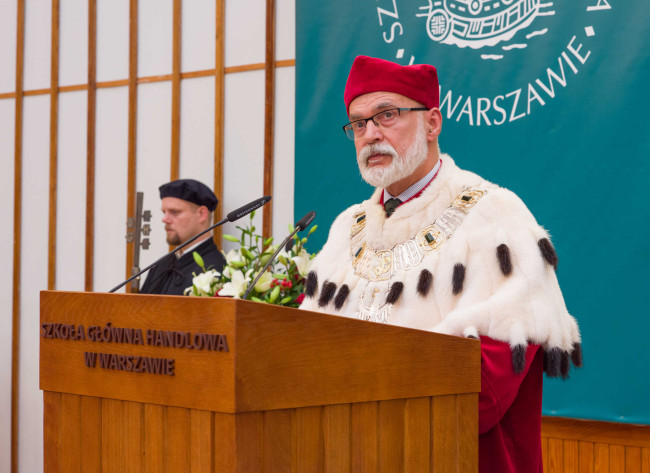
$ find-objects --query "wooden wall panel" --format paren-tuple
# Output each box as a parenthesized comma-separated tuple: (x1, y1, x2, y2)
(43, 393, 486, 472)
(84, 0, 96, 291)
(263, 410, 292, 473)
(237, 411, 264, 472)
(102, 399, 125, 473)
(350, 401, 378, 472)
(323, 404, 350, 473)
(124, 401, 143, 473)
(292, 406, 323, 473)
(190, 410, 214, 472)
(432, 394, 458, 473)
(125, 0, 138, 284)
(170, 0, 181, 181)
(262, 0, 276, 239)
(404, 397, 430, 473)
(542, 418, 650, 473)
(144, 404, 164, 473)
(165, 407, 190, 472)
(213, 0, 225, 244)
(43, 392, 62, 473)
(60, 394, 81, 473)
(11, 1, 25, 470)
(378, 399, 405, 473)
(80, 396, 101, 473)
(48, 0, 59, 290)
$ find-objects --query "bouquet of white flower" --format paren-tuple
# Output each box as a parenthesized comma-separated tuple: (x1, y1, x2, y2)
(185, 212, 317, 308)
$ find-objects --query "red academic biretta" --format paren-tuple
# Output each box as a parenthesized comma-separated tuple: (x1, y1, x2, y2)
(344, 55, 439, 113)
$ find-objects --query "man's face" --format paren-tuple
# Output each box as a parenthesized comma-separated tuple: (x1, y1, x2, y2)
(349, 91, 429, 189)
(161, 197, 205, 246)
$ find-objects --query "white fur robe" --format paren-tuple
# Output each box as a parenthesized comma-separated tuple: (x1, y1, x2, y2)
(300, 155, 582, 377)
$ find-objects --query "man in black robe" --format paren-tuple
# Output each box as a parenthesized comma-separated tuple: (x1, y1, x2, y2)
(140, 179, 226, 295)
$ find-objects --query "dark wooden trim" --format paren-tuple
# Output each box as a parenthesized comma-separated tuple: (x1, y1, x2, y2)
(213, 0, 225, 244)
(12, 2, 25, 471)
(182, 69, 217, 79)
(125, 0, 138, 285)
(262, 0, 276, 239)
(24, 88, 51, 96)
(58, 84, 88, 93)
(170, 0, 181, 181)
(542, 416, 650, 449)
(0, 61, 297, 101)
(84, 0, 97, 291)
(48, 0, 60, 290)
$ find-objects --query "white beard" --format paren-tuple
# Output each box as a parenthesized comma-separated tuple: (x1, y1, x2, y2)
(357, 119, 429, 189)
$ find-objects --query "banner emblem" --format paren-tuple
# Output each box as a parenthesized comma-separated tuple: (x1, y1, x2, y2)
(420, 0, 548, 50)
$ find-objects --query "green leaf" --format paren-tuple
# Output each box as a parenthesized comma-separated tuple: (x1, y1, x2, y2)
(241, 248, 254, 260)
(268, 285, 281, 303)
(192, 251, 206, 271)
(263, 237, 274, 246)
(280, 296, 293, 304)
(251, 296, 264, 303)
(223, 234, 240, 243)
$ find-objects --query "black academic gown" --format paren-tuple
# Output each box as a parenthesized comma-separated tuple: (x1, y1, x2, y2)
(140, 238, 226, 295)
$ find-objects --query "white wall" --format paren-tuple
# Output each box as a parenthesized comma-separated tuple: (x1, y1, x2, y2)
(0, 0, 296, 470)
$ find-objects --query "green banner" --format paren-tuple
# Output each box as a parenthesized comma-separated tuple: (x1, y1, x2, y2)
(296, 1, 650, 424)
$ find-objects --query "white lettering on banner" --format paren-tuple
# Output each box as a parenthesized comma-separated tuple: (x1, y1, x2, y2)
(373, 1, 610, 126)
(437, 37, 592, 126)
(587, 0, 611, 12)
(377, 0, 403, 43)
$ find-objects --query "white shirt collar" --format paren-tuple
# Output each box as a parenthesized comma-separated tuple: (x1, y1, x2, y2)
(383, 158, 442, 204)
(176, 236, 209, 259)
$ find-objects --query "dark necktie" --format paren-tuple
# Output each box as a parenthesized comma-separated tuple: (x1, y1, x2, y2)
(384, 198, 402, 217)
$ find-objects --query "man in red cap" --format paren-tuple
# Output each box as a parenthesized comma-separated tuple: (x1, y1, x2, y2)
(300, 56, 582, 473)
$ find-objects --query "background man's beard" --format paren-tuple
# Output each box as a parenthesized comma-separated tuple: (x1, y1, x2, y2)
(357, 120, 429, 189)
(166, 233, 181, 246)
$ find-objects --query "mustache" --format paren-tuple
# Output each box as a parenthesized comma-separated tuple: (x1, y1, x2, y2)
(358, 143, 398, 163)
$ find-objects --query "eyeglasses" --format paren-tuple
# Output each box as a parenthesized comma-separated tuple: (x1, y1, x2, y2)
(342, 107, 428, 140)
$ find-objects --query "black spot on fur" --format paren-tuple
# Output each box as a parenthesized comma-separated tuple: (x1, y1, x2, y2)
(571, 343, 583, 368)
(543, 348, 562, 378)
(496, 244, 513, 276)
(305, 271, 318, 298)
(538, 238, 558, 270)
(560, 351, 570, 380)
(386, 282, 404, 304)
(317, 282, 337, 307)
(417, 269, 433, 297)
(466, 334, 478, 339)
(333, 284, 350, 310)
(452, 264, 465, 295)
(512, 345, 527, 374)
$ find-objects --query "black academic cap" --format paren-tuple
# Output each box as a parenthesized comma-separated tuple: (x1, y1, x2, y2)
(158, 179, 218, 211)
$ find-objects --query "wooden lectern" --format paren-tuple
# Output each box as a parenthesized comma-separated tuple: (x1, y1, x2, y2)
(40, 291, 480, 472)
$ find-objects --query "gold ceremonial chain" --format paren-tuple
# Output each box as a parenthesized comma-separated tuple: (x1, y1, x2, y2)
(350, 188, 487, 282)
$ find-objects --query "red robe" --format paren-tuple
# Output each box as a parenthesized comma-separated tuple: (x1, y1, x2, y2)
(480, 337, 543, 473)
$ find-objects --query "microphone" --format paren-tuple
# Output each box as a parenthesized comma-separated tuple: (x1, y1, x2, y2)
(227, 196, 272, 222)
(108, 195, 272, 293)
(243, 211, 316, 301)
